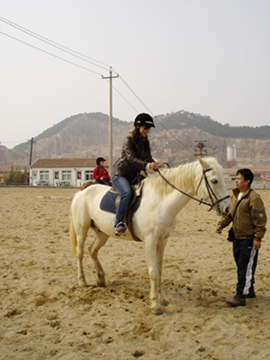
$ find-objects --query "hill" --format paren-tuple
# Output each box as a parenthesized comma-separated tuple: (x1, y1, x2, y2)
(1, 111, 270, 168)
(155, 111, 270, 139)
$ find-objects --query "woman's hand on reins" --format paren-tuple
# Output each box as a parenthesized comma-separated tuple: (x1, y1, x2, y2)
(150, 162, 165, 170)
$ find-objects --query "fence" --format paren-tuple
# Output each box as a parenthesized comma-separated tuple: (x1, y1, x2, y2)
(225, 181, 270, 190)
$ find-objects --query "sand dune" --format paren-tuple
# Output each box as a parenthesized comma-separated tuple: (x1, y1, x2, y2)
(1, 187, 269, 360)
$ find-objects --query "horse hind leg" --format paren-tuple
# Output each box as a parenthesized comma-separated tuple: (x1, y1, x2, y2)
(88, 229, 109, 287)
(76, 228, 89, 287)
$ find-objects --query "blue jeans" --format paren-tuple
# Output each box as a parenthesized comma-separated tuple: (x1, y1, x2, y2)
(112, 172, 133, 226)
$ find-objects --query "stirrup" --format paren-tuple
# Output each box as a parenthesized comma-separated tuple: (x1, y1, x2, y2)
(115, 222, 128, 236)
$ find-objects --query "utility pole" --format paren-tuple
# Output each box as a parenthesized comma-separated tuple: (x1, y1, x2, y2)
(102, 67, 119, 176)
(194, 140, 207, 157)
(29, 137, 34, 166)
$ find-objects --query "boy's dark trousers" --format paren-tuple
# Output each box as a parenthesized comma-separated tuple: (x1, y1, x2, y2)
(233, 239, 258, 295)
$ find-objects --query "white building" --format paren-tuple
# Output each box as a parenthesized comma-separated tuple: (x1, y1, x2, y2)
(232, 144, 237, 159)
(29, 157, 117, 187)
(227, 144, 237, 161)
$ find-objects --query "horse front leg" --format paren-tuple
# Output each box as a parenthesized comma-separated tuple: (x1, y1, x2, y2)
(145, 237, 163, 315)
(88, 230, 109, 287)
(157, 238, 169, 307)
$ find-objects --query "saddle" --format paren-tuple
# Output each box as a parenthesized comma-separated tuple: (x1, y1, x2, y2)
(81, 180, 112, 190)
(100, 179, 145, 242)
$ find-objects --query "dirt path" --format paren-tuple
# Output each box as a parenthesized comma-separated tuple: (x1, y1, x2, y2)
(1, 187, 269, 359)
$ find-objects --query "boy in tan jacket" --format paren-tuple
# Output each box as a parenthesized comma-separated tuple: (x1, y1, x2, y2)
(216, 168, 267, 307)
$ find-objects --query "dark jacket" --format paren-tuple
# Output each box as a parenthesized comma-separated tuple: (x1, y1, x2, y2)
(117, 129, 154, 182)
(218, 187, 267, 242)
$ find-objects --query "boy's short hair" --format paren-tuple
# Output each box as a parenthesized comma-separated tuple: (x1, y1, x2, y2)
(236, 168, 254, 185)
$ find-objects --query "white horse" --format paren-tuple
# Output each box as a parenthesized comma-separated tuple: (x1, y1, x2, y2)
(70, 157, 231, 315)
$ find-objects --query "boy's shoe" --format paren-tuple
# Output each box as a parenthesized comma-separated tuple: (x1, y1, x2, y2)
(243, 289, 256, 298)
(115, 222, 127, 236)
(226, 294, 246, 307)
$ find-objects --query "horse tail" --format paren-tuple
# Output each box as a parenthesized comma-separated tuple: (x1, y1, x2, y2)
(70, 192, 80, 255)
(70, 212, 77, 255)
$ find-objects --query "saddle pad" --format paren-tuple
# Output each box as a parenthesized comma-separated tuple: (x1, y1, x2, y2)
(100, 190, 118, 213)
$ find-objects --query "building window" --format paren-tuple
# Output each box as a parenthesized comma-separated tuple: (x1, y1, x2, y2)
(85, 170, 94, 181)
(40, 170, 49, 181)
(62, 170, 72, 181)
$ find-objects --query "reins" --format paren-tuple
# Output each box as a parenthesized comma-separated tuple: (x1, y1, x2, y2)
(156, 167, 230, 211)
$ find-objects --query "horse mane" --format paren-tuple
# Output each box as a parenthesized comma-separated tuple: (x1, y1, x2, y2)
(144, 157, 222, 197)
(144, 161, 198, 197)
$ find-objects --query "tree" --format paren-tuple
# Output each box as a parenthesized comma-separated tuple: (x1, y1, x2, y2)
(4, 167, 29, 185)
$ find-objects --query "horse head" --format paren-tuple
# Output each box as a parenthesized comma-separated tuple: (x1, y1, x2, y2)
(196, 157, 231, 216)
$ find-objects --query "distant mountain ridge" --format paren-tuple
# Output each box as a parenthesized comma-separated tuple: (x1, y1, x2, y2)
(1, 111, 270, 168)
(155, 111, 270, 139)
(13, 112, 128, 152)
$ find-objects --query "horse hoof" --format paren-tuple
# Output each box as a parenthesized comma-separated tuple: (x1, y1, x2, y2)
(79, 281, 88, 288)
(161, 299, 169, 307)
(97, 282, 106, 287)
(152, 307, 163, 316)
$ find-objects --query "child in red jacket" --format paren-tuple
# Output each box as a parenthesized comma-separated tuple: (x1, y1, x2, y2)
(93, 157, 112, 185)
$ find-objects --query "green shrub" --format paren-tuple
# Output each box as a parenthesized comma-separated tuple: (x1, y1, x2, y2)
(4, 166, 29, 185)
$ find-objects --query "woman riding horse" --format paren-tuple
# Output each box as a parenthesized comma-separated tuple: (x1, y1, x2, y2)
(70, 156, 231, 315)
(113, 113, 164, 236)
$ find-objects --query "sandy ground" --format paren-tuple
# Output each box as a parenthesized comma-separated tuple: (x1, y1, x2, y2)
(0, 186, 270, 360)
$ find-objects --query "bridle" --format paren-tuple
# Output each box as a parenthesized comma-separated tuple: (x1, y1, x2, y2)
(156, 167, 230, 211)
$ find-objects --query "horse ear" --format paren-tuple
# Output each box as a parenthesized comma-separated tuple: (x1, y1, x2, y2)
(199, 156, 210, 170)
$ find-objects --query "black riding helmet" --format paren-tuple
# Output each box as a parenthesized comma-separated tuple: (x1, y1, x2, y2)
(96, 157, 106, 166)
(134, 113, 155, 128)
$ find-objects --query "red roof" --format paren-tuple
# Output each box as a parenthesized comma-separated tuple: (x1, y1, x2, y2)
(30, 157, 118, 168)
(0, 165, 12, 173)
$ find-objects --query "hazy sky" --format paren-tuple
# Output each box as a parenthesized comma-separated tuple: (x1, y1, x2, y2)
(0, 0, 269, 149)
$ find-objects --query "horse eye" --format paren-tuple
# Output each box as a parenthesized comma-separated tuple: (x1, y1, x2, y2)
(211, 179, 218, 184)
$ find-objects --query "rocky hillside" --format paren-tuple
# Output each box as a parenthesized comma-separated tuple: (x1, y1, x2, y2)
(0, 146, 29, 169)
(1, 111, 270, 168)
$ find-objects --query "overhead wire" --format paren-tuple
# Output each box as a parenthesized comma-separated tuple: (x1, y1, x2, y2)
(117, 72, 193, 153)
(32, 140, 63, 156)
(1, 16, 192, 153)
(0, 31, 103, 76)
(30, 139, 80, 160)
(1, 139, 27, 145)
(0, 16, 110, 71)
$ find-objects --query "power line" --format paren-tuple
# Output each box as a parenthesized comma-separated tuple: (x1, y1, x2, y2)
(0, 16, 110, 71)
(117, 73, 192, 153)
(112, 84, 139, 113)
(0, 18, 191, 153)
(0, 31, 103, 76)
(0, 22, 138, 113)
(0, 22, 138, 107)
(0, 28, 140, 116)
(154, 118, 194, 154)
(1, 139, 27, 145)
(32, 139, 65, 156)
(117, 73, 153, 114)
(31, 139, 85, 160)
